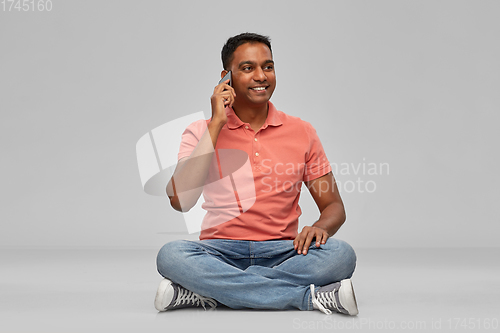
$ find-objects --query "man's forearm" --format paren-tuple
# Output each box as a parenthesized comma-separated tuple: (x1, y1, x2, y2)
(167, 120, 224, 211)
(312, 202, 346, 237)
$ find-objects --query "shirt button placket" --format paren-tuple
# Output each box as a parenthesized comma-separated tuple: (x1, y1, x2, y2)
(254, 133, 260, 169)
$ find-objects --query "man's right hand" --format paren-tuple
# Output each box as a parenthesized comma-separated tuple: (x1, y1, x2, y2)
(167, 79, 236, 212)
(210, 79, 235, 126)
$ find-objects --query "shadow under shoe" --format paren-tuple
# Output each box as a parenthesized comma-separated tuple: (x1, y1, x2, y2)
(155, 279, 217, 312)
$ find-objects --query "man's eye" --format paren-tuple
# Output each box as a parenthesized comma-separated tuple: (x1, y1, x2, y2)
(243, 66, 252, 71)
(265, 65, 274, 70)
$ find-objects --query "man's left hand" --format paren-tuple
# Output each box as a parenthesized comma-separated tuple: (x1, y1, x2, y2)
(293, 226, 330, 255)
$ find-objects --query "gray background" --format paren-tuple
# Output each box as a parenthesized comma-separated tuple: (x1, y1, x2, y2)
(1, 0, 499, 250)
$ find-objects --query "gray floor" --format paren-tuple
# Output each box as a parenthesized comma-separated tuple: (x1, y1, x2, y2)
(1, 247, 499, 333)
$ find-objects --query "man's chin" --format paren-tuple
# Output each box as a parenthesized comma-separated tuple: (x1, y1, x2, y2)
(249, 98, 271, 108)
(248, 93, 272, 105)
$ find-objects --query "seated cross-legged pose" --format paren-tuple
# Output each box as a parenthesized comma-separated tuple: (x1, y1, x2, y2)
(155, 32, 358, 316)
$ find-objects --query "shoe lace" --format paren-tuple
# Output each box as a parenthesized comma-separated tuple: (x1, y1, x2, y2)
(310, 284, 340, 315)
(173, 287, 217, 310)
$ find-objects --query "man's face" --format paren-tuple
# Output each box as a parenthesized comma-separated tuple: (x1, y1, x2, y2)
(227, 42, 276, 109)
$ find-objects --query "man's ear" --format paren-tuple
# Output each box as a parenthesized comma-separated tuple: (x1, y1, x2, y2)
(221, 70, 228, 79)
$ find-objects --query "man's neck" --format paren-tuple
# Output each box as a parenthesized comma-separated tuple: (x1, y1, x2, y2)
(232, 102, 269, 131)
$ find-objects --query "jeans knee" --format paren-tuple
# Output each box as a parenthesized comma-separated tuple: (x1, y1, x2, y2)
(156, 240, 191, 278)
(322, 239, 356, 279)
(337, 239, 357, 278)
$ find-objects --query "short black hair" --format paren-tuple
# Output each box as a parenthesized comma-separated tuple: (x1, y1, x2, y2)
(221, 33, 272, 70)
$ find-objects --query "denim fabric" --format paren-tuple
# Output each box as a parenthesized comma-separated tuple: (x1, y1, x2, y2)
(156, 238, 356, 311)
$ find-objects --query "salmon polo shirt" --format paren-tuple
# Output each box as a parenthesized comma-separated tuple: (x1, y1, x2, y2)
(177, 101, 332, 241)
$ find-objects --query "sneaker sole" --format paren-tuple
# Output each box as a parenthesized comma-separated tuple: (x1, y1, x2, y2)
(154, 279, 174, 312)
(339, 279, 359, 316)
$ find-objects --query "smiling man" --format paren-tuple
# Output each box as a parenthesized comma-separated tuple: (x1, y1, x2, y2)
(155, 33, 358, 315)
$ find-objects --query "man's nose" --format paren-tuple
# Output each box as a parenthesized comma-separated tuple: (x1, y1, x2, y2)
(253, 67, 267, 82)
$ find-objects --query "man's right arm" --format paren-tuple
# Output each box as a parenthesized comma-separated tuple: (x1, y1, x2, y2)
(166, 79, 235, 212)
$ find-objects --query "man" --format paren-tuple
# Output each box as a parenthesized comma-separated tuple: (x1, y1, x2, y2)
(155, 33, 358, 315)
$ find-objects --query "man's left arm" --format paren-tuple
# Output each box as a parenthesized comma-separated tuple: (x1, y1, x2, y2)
(293, 171, 346, 255)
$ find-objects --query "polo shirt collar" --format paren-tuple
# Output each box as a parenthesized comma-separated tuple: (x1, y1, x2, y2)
(226, 101, 283, 130)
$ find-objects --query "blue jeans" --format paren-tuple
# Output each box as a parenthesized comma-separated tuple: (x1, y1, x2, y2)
(156, 238, 356, 311)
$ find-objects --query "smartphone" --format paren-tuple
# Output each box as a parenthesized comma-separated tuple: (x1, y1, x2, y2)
(219, 71, 232, 86)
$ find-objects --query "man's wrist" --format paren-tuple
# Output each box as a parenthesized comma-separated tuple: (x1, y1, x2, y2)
(208, 119, 225, 131)
(311, 221, 332, 236)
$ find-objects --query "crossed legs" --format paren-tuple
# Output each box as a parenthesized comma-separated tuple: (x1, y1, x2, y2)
(156, 238, 356, 311)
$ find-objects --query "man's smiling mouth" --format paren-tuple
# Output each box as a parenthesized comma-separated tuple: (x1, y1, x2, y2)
(250, 86, 267, 91)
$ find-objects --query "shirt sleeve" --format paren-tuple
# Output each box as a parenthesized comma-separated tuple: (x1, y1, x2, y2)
(177, 119, 209, 161)
(303, 121, 332, 182)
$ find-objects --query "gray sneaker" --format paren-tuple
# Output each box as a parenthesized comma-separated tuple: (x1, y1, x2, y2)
(310, 279, 359, 315)
(154, 279, 217, 312)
